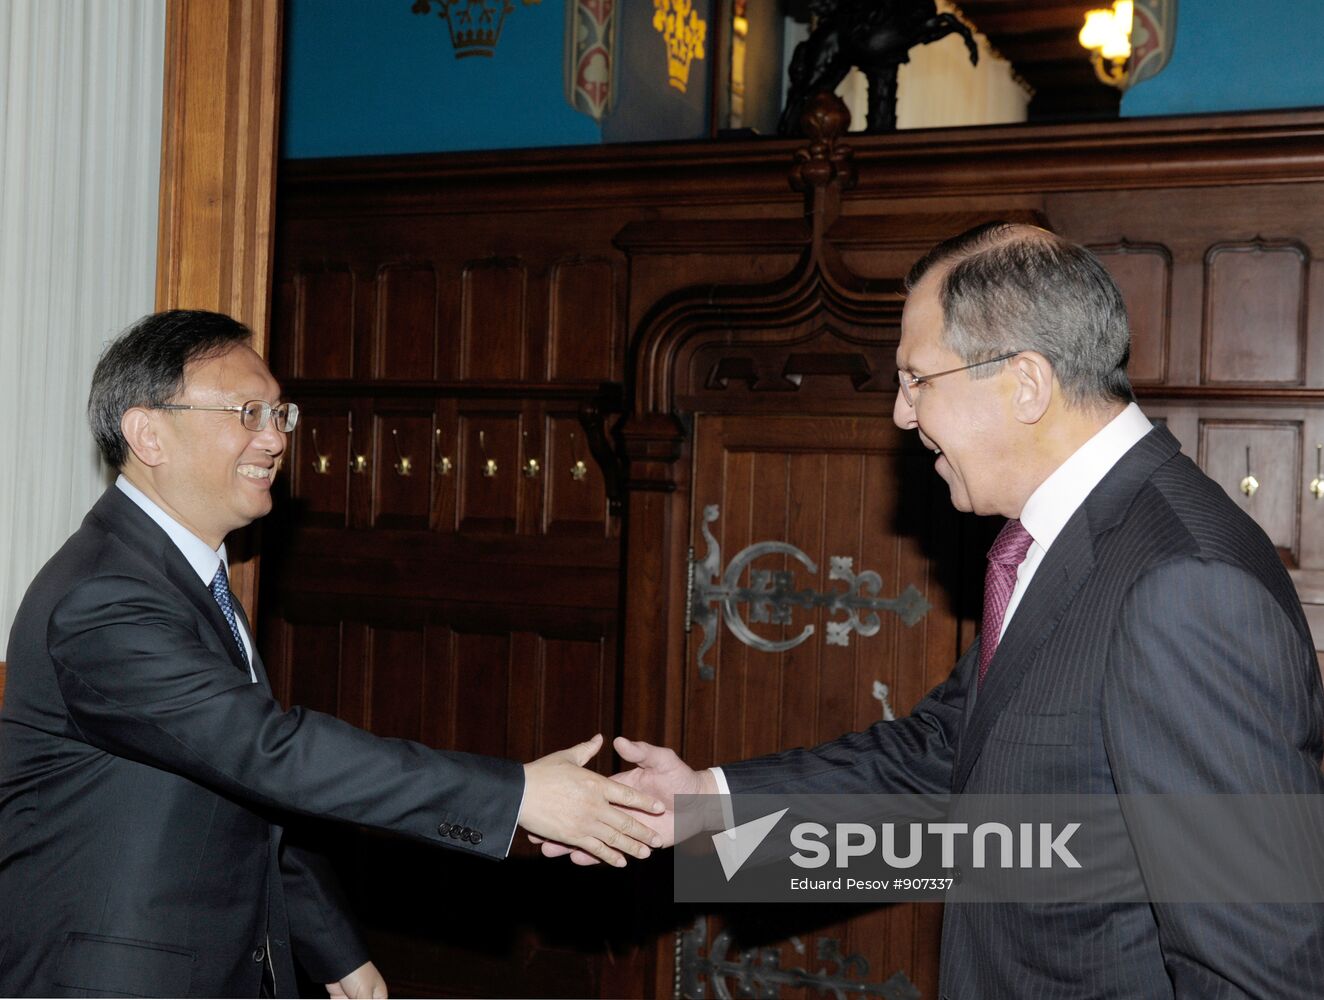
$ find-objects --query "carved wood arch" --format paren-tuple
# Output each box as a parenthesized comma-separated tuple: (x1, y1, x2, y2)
(619, 95, 908, 494)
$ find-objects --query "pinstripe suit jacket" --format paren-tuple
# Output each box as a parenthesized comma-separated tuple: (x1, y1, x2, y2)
(721, 426, 1324, 998)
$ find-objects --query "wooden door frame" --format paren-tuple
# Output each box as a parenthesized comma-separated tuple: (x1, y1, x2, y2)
(155, 0, 284, 617)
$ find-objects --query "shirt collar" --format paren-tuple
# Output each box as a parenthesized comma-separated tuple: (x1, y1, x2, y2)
(116, 474, 227, 587)
(1018, 402, 1155, 554)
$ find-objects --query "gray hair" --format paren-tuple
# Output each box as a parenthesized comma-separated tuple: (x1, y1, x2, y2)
(88, 310, 252, 468)
(906, 222, 1134, 407)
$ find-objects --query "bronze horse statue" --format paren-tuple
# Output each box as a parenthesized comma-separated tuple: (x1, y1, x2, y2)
(779, 0, 979, 135)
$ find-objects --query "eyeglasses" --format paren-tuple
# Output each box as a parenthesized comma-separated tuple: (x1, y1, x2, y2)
(893, 352, 1021, 407)
(154, 400, 300, 432)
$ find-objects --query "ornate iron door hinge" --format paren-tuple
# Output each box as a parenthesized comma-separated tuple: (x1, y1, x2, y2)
(678, 916, 921, 1000)
(687, 505, 929, 680)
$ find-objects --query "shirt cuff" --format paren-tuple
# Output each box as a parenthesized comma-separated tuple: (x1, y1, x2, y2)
(504, 774, 527, 857)
(709, 767, 736, 832)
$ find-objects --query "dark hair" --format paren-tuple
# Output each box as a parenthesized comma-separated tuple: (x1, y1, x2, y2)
(88, 310, 252, 468)
(906, 222, 1134, 407)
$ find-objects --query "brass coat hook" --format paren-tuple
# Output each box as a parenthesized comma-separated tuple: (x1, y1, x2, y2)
(1240, 445, 1259, 498)
(434, 428, 452, 476)
(391, 429, 412, 477)
(522, 431, 540, 479)
(478, 431, 497, 478)
(348, 416, 368, 474)
(569, 431, 588, 482)
(309, 428, 331, 475)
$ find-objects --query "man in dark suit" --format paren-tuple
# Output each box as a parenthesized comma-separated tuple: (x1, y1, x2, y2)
(544, 223, 1324, 997)
(0, 310, 663, 998)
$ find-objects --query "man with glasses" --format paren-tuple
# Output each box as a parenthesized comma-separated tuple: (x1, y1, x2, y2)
(0, 310, 663, 998)
(545, 223, 1324, 996)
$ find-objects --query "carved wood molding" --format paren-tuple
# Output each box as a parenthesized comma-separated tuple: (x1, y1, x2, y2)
(618, 242, 905, 491)
(280, 109, 1324, 215)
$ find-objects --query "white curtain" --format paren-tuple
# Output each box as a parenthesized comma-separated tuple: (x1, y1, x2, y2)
(0, 0, 165, 651)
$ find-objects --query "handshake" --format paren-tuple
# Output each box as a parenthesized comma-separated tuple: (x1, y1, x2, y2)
(518, 735, 716, 867)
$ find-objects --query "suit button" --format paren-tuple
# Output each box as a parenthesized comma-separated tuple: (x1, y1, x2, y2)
(253, 946, 266, 963)
(438, 822, 451, 836)
(449, 826, 462, 839)
(470, 830, 482, 846)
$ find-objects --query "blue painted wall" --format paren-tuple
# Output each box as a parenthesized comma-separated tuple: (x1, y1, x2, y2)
(282, 0, 716, 158)
(282, 0, 601, 158)
(1122, 0, 1324, 117)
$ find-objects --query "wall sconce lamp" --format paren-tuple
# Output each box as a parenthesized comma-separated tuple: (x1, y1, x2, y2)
(1079, 0, 1133, 88)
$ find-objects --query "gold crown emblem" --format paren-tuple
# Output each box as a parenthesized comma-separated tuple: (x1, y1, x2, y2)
(652, 0, 706, 93)
(413, 0, 541, 59)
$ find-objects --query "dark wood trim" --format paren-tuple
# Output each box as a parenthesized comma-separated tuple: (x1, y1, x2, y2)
(156, 0, 283, 619)
(279, 108, 1324, 215)
(283, 379, 621, 401)
(1136, 386, 1324, 406)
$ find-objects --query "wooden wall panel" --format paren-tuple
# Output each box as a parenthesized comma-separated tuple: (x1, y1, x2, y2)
(284, 621, 342, 718)
(1203, 241, 1308, 385)
(289, 410, 351, 528)
(538, 637, 608, 757)
(1198, 420, 1302, 560)
(550, 259, 616, 382)
(271, 277, 297, 381)
(375, 264, 438, 380)
(298, 268, 355, 379)
(451, 631, 511, 757)
(429, 400, 460, 533)
(543, 413, 609, 536)
(1093, 242, 1170, 384)
(460, 259, 528, 381)
(457, 410, 522, 534)
(372, 410, 434, 530)
(367, 626, 426, 740)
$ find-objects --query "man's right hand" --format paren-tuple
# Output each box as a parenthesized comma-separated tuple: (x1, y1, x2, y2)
(533, 736, 718, 865)
(518, 734, 666, 867)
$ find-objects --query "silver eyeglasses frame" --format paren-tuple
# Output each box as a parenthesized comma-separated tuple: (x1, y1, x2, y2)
(154, 400, 300, 433)
(893, 352, 1022, 407)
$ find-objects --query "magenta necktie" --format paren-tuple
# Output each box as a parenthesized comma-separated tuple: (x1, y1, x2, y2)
(978, 519, 1034, 689)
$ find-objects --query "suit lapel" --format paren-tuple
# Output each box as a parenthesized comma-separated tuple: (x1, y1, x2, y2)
(951, 424, 1182, 792)
(231, 598, 272, 692)
(90, 487, 254, 678)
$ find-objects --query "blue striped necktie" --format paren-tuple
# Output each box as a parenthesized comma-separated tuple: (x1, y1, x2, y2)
(209, 564, 250, 667)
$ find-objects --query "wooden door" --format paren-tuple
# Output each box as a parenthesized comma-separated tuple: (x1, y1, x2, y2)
(676, 412, 970, 1000)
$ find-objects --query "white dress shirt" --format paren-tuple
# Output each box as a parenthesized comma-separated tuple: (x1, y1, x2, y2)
(710, 403, 1155, 798)
(1000, 402, 1154, 640)
(116, 475, 257, 682)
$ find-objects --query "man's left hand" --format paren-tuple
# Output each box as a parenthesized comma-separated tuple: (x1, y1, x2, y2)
(326, 960, 388, 999)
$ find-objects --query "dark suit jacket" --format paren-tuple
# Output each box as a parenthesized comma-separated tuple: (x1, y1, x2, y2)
(722, 426, 1324, 998)
(0, 487, 524, 997)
